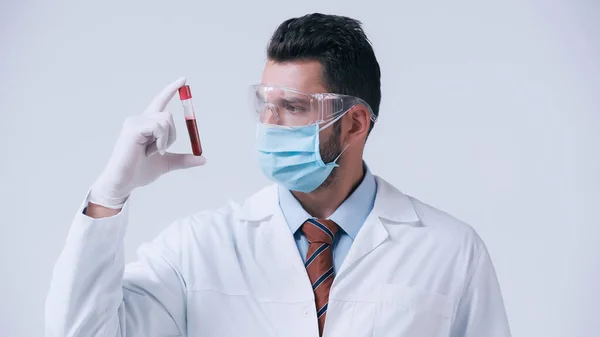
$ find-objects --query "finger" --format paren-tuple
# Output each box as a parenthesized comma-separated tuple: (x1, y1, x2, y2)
(164, 110, 177, 147)
(146, 142, 159, 157)
(155, 118, 170, 155)
(147, 111, 176, 150)
(145, 77, 186, 114)
(139, 118, 169, 156)
(163, 153, 207, 171)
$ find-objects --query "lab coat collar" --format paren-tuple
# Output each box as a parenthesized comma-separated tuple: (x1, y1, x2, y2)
(371, 176, 420, 224)
(239, 183, 280, 222)
(239, 175, 420, 225)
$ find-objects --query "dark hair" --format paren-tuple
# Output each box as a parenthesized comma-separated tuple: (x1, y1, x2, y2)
(267, 13, 381, 133)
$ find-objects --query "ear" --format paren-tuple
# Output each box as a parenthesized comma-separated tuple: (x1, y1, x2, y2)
(343, 104, 371, 145)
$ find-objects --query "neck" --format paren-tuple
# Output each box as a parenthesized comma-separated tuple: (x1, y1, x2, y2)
(292, 162, 365, 219)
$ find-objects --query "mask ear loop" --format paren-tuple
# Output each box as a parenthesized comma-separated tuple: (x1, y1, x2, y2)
(332, 143, 350, 165)
(319, 108, 352, 166)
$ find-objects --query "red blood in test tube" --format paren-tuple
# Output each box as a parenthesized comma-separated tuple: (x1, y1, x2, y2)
(178, 85, 202, 156)
(186, 119, 202, 156)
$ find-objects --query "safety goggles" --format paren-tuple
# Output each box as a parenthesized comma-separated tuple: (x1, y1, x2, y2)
(248, 84, 378, 127)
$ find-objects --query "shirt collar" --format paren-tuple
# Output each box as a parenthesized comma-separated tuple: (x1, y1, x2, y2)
(277, 164, 377, 239)
(239, 169, 420, 226)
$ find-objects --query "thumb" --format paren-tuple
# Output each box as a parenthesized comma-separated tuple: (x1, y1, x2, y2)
(163, 153, 207, 171)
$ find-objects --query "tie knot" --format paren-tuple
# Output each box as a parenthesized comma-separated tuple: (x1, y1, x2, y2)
(301, 219, 339, 244)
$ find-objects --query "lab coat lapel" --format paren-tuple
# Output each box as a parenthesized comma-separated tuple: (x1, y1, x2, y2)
(239, 184, 312, 285)
(336, 213, 388, 278)
(264, 207, 309, 276)
(336, 176, 420, 279)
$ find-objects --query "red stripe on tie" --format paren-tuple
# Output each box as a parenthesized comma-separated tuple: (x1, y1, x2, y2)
(301, 218, 339, 336)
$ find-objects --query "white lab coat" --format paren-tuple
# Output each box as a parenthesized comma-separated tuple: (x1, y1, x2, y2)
(46, 176, 511, 337)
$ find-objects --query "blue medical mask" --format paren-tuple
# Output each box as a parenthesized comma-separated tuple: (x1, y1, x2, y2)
(255, 117, 347, 193)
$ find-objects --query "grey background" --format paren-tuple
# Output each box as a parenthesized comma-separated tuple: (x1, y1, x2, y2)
(1, 0, 599, 336)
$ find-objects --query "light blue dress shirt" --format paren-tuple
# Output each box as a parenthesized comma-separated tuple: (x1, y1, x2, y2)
(278, 165, 377, 274)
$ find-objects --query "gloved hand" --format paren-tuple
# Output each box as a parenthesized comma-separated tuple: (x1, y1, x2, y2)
(89, 77, 206, 209)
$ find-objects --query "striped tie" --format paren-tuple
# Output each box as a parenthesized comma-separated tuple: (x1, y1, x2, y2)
(301, 218, 339, 336)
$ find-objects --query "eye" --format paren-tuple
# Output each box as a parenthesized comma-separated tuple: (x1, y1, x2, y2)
(284, 103, 306, 113)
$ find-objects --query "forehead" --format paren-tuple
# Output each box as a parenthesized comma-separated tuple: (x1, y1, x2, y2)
(261, 60, 328, 94)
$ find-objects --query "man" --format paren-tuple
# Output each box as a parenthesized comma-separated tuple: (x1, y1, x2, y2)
(46, 13, 511, 337)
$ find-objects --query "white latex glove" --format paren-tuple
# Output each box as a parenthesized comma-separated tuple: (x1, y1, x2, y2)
(89, 77, 206, 209)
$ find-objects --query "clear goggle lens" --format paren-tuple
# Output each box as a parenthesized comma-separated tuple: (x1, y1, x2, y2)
(248, 84, 377, 127)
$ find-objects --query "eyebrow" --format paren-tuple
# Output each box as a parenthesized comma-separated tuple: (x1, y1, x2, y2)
(257, 91, 309, 106)
(279, 97, 309, 105)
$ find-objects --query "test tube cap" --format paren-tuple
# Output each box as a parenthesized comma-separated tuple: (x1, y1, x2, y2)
(178, 85, 192, 100)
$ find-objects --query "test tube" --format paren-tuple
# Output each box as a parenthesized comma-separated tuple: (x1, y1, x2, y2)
(178, 85, 202, 156)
